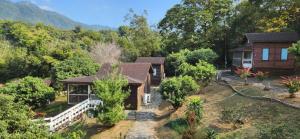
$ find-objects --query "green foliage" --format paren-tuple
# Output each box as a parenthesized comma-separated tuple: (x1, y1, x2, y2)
(52, 55, 99, 89)
(118, 10, 162, 61)
(165, 49, 217, 77)
(165, 118, 188, 134)
(165, 49, 189, 76)
(0, 94, 53, 138)
(179, 61, 217, 83)
(159, 0, 232, 53)
(289, 41, 300, 60)
(0, 76, 55, 108)
(93, 74, 129, 126)
(281, 76, 300, 97)
(160, 76, 199, 108)
(186, 48, 218, 65)
(186, 97, 203, 123)
(206, 128, 219, 139)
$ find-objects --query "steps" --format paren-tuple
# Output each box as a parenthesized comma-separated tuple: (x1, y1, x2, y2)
(44, 99, 102, 131)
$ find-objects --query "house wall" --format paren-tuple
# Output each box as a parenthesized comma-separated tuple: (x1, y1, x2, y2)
(252, 42, 295, 71)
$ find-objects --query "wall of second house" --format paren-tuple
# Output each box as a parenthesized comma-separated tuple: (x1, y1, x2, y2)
(125, 84, 139, 110)
(151, 64, 164, 85)
(252, 42, 295, 71)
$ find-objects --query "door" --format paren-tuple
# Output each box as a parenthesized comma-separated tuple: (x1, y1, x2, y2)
(242, 51, 253, 68)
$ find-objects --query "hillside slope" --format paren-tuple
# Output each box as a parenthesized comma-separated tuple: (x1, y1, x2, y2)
(0, 0, 110, 30)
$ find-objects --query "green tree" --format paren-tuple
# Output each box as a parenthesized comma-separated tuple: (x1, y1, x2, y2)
(118, 10, 162, 61)
(165, 49, 190, 76)
(52, 55, 99, 89)
(178, 61, 217, 83)
(0, 94, 52, 138)
(159, 0, 232, 53)
(93, 74, 129, 126)
(0, 76, 55, 108)
(160, 76, 199, 108)
(186, 48, 218, 65)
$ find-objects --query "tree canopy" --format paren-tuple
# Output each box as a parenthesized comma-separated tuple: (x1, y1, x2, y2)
(0, 76, 55, 109)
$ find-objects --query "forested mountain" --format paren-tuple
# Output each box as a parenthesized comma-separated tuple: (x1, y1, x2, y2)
(0, 0, 111, 30)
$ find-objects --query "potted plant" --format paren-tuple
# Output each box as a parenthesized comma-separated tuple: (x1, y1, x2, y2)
(281, 76, 300, 98)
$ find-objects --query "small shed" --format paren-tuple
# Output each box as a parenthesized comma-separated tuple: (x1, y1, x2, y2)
(231, 32, 300, 73)
(135, 57, 165, 85)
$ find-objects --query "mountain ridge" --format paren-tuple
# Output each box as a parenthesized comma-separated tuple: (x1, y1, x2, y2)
(0, 0, 112, 30)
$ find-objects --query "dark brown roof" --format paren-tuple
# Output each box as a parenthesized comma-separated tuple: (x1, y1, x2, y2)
(135, 57, 165, 64)
(245, 32, 300, 43)
(120, 63, 152, 84)
(61, 63, 152, 85)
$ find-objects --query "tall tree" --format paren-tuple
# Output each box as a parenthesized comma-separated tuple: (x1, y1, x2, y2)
(159, 0, 232, 54)
(118, 10, 162, 61)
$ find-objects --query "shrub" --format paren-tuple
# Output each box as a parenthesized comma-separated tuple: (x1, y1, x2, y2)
(281, 76, 300, 98)
(165, 48, 218, 77)
(186, 97, 204, 123)
(93, 74, 129, 126)
(160, 76, 199, 108)
(165, 49, 189, 76)
(0, 94, 53, 138)
(0, 76, 55, 108)
(235, 68, 252, 85)
(179, 61, 217, 83)
(186, 48, 218, 65)
(254, 71, 268, 81)
(165, 118, 189, 134)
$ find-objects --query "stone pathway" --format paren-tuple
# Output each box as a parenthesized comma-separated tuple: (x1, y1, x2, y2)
(125, 87, 162, 139)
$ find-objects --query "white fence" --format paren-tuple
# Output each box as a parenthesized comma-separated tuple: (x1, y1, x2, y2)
(44, 98, 102, 131)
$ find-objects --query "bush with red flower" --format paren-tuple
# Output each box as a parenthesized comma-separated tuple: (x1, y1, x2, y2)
(235, 68, 252, 85)
(281, 76, 300, 98)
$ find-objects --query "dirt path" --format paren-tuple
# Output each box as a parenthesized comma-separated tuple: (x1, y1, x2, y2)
(125, 87, 162, 139)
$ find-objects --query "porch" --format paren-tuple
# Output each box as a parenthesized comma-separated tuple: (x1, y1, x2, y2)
(232, 50, 253, 69)
(66, 83, 97, 104)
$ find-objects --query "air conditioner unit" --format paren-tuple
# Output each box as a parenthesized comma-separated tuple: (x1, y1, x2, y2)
(144, 94, 151, 104)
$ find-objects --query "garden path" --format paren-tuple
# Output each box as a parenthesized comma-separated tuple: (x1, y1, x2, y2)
(125, 87, 162, 139)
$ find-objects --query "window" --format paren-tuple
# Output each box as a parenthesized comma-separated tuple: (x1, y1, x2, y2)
(153, 68, 157, 76)
(281, 48, 288, 61)
(262, 48, 269, 61)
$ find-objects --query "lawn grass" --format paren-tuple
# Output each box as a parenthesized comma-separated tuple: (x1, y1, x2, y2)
(35, 95, 70, 117)
(157, 83, 300, 139)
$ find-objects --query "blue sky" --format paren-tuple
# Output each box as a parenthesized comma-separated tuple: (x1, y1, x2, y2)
(12, 0, 181, 28)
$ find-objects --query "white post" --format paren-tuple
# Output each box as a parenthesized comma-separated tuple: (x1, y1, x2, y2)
(88, 85, 91, 100)
(67, 84, 70, 104)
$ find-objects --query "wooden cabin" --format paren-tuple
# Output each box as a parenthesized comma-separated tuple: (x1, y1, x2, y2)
(61, 63, 153, 110)
(231, 32, 300, 73)
(135, 57, 165, 85)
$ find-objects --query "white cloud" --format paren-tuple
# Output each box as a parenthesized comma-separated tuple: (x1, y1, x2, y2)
(39, 5, 54, 11)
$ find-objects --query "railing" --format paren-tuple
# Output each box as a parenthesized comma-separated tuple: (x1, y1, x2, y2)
(44, 98, 102, 131)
